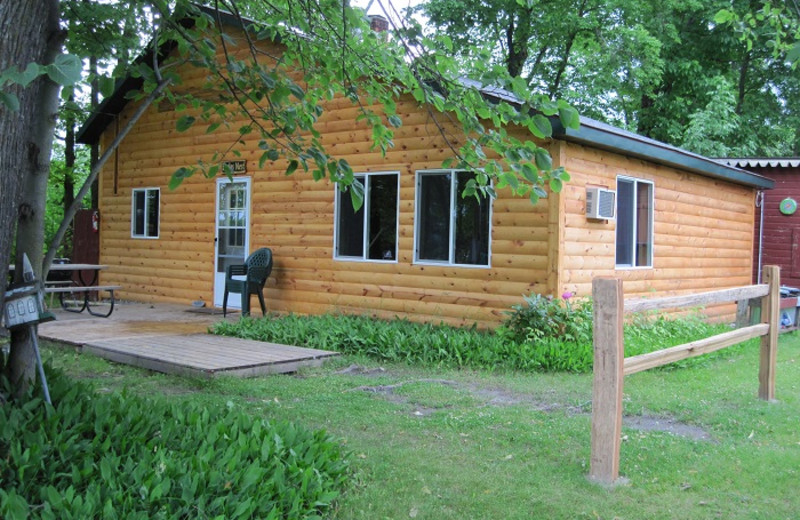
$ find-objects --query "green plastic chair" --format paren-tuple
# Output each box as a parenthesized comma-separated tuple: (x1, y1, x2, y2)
(223, 248, 273, 317)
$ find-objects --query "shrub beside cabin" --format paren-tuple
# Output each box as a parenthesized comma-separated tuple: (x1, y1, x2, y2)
(77, 13, 773, 327)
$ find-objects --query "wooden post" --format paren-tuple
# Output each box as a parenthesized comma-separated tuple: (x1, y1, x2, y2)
(590, 278, 625, 484)
(759, 265, 780, 401)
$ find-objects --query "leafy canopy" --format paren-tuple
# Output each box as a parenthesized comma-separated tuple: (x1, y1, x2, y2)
(418, 0, 800, 157)
(121, 0, 578, 208)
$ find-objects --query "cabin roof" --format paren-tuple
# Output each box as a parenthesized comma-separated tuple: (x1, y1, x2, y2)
(551, 117, 772, 189)
(77, 10, 774, 191)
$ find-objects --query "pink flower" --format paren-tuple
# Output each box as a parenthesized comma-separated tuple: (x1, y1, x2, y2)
(561, 291, 574, 300)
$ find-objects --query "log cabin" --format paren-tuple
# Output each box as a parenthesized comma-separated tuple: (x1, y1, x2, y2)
(76, 10, 773, 327)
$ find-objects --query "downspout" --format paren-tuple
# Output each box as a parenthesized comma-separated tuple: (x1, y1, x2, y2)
(756, 191, 765, 284)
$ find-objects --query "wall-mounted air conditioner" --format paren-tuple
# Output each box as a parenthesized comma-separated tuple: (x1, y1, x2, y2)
(586, 187, 616, 220)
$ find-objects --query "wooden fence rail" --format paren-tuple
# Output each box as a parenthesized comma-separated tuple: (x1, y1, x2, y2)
(589, 265, 780, 484)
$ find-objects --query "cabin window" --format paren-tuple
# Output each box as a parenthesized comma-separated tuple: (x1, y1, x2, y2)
(131, 187, 160, 239)
(414, 170, 491, 267)
(334, 172, 399, 262)
(615, 177, 653, 268)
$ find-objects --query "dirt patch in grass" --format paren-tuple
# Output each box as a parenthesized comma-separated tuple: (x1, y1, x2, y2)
(624, 415, 713, 441)
(342, 365, 713, 440)
(334, 364, 389, 376)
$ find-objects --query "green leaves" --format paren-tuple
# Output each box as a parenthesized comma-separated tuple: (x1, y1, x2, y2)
(156, 1, 579, 206)
(45, 54, 82, 86)
(169, 166, 196, 190)
(2, 63, 40, 88)
(1, 369, 350, 519)
(0, 53, 81, 110)
(558, 105, 580, 130)
(0, 91, 20, 111)
(176, 115, 196, 132)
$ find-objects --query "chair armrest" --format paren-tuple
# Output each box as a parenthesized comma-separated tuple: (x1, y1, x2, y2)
(226, 264, 247, 280)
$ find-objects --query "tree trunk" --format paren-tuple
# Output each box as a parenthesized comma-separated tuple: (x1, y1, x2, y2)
(0, 1, 33, 305)
(505, 10, 532, 78)
(2, 0, 64, 396)
(735, 50, 751, 116)
(548, 29, 577, 99)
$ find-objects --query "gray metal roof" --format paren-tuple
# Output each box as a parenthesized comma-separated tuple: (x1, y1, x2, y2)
(719, 158, 800, 169)
(548, 117, 774, 189)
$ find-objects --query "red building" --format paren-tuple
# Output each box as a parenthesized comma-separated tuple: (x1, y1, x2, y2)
(722, 158, 800, 287)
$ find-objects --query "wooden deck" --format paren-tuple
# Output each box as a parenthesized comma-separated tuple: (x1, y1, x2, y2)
(38, 303, 339, 378)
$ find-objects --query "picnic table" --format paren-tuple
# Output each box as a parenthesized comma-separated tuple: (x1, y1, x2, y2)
(8, 263, 120, 317)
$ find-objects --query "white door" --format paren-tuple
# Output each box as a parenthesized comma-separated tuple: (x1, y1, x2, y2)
(214, 177, 251, 308)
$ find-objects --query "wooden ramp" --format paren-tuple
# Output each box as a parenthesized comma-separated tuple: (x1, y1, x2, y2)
(38, 306, 339, 378)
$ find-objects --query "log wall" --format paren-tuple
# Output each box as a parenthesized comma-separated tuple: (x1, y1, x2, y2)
(96, 34, 557, 327)
(557, 141, 756, 320)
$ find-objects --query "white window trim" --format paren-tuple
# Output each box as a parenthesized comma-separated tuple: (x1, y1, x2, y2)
(413, 169, 492, 269)
(333, 171, 400, 263)
(615, 175, 654, 270)
(131, 187, 160, 239)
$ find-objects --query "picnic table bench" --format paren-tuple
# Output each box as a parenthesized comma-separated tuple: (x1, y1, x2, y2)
(44, 284, 122, 317)
(9, 263, 120, 318)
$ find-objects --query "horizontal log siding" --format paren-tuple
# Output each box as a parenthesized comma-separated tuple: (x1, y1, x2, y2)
(558, 142, 755, 321)
(96, 39, 554, 326)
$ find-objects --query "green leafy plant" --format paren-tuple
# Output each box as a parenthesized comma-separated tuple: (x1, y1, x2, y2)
(0, 368, 350, 519)
(213, 302, 738, 375)
(501, 292, 593, 346)
(624, 311, 734, 368)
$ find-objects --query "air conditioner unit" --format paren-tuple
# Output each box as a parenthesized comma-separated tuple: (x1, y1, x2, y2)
(586, 187, 616, 220)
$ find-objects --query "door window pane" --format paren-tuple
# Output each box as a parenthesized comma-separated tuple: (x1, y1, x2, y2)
(216, 181, 249, 273)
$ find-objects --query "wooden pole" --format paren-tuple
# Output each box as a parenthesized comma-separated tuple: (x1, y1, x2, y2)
(759, 265, 780, 401)
(590, 277, 625, 484)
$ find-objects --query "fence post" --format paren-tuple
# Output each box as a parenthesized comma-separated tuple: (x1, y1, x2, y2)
(759, 265, 780, 401)
(590, 277, 625, 483)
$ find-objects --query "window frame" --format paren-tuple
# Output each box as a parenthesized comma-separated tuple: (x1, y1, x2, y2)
(131, 187, 160, 239)
(614, 176, 654, 269)
(413, 169, 492, 268)
(333, 171, 400, 263)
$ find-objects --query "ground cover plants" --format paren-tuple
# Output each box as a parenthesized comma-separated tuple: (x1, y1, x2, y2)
(0, 368, 349, 519)
(211, 295, 733, 373)
(40, 330, 800, 519)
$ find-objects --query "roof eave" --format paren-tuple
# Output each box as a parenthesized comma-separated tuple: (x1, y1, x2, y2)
(550, 118, 775, 190)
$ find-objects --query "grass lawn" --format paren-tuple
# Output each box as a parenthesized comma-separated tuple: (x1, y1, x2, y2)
(45, 332, 800, 520)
